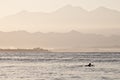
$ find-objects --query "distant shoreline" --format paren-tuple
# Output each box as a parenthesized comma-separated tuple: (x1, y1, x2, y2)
(51, 48, 120, 52)
(0, 48, 50, 52)
(0, 48, 120, 53)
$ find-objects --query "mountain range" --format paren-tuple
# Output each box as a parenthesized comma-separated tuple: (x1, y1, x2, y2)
(0, 5, 120, 51)
(0, 30, 120, 50)
(0, 5, 120, 35)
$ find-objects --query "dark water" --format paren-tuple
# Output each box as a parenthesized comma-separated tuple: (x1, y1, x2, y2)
(0, 52, 119, 80)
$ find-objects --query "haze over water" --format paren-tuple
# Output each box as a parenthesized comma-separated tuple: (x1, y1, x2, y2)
(0, 0, 120, 80)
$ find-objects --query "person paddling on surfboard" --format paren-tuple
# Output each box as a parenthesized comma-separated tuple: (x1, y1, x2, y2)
(85, 63, 94, 67)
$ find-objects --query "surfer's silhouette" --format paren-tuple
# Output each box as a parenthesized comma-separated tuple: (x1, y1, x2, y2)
(85, 63, 94, 67)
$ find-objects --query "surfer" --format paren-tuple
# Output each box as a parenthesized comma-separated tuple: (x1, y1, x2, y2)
(85, 63, 94, 67)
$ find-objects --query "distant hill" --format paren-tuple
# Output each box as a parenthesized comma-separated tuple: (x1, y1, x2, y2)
(0, 31, 120, 49)
(0, 5, 120, 35)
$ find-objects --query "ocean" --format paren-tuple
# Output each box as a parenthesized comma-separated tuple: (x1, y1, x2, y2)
(0, 52, 119, 80)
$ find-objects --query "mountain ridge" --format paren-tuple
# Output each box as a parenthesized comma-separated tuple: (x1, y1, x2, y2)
(0, 30, 120, 49)
(0, 5, 120, 35)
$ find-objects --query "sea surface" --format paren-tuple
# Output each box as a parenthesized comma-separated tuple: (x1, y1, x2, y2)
(0, 52, 119, 80)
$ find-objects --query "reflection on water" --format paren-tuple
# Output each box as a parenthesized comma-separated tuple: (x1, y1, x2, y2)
(0, 52, 119, 80)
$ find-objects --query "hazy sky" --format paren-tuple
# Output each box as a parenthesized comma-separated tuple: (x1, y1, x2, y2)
(0, 0, 120, 17)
